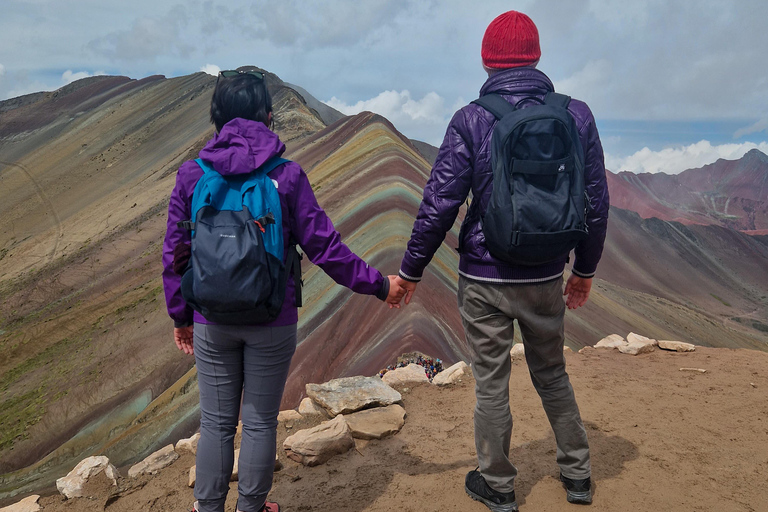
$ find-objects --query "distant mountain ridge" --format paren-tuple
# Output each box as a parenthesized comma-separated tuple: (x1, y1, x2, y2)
(607, 149, 768, 233)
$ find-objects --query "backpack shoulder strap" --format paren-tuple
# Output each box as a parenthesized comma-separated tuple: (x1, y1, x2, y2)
(544, 92, 571, 109)
(471, 94, 516, 120)
(259, 157, 290, 175)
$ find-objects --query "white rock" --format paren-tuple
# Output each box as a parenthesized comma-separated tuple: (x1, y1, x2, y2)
(306, 376, 401, 416)
(658, 340, 695, 352)
(680, 367, 707, 373)
(627, 332, 658, 346)
(618, 340, 656, 355)
(175, 432, 200, 455)
(0, 495, 41, 512)
(283, 415, 355, 466)
(381, 363, 429, 386)
(298, 397, 329, 417)
(343, 404, 407, 440)
(128, 444, 179, 478)
(595, 334, 627, 349)
(277, 410, 303, 422)
(432, 361, 470, 386)
(510, 343, 525, 359)
(231, 448, 240, 481)
(563, 346, 573, 352)
(188, 466, 196, 488)
(56, 456, 120, 499)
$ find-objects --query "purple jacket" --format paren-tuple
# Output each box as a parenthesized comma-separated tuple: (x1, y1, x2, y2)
(162, 118, 388, 327)
(400, 67, 609, 284)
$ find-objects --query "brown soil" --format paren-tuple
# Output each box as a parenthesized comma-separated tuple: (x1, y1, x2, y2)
(26, 346, 768, 512)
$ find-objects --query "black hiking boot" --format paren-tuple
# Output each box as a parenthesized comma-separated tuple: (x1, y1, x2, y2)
(560, 473, 592, 504)
(464, 469, 518, 512)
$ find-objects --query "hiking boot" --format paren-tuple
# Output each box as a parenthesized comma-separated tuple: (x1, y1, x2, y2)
(560, 473, 592, 505)
(464, 469, 518, 512)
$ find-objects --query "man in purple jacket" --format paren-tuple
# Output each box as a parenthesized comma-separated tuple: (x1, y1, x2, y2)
(396, 11, 609, 511)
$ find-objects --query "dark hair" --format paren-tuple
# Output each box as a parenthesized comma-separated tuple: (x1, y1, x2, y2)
(210, 73, 272, 132)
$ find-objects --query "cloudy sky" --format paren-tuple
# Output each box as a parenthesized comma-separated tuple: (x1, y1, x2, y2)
(1, 0, 767, 173)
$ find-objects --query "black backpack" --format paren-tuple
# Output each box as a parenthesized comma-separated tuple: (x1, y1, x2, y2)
(472, 92, 589, 266)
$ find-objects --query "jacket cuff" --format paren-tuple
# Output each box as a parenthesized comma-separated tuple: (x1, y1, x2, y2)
(375, 276, 390, 301)
(174, 319, 193, 328)
(571, 265, 596, 279)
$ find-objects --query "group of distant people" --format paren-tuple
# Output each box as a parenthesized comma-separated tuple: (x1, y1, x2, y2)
(377, 354, 444, 381)
(162, 9, 607, 512)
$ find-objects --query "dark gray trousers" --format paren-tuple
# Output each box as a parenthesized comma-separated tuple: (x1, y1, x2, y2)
(193, 322, 297, 512)
(458, 276, 590, 493)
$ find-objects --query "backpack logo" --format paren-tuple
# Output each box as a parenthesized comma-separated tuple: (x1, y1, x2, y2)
(470, 92, 589, 265)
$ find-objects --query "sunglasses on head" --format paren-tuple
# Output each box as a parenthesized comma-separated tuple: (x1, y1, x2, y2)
(216, 69, 265, 86)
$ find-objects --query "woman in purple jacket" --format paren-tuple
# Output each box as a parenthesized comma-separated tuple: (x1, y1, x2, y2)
(162, 69, 403, 512)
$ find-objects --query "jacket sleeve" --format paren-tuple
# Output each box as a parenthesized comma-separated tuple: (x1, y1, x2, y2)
(572, 107, 609, 278)
(162, 163, 196, 327)
(288, 165, 388, 299)
(399, 109, 473, 282)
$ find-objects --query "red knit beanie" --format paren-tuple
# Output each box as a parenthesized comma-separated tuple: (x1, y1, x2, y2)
(481, 11, 541, 69)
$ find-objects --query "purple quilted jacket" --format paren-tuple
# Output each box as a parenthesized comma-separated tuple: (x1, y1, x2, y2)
(162, 118, 388, 328)
(400, 67, 609, 284)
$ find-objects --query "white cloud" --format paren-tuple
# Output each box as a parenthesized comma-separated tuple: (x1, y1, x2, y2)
(552, 60, 611, 108)
(606, 140, 768, 174)
(200, 64, 220, 76)
(734, 117, 768, 139)
(325, 90, 456, 144)
(61, 69, 105, 85)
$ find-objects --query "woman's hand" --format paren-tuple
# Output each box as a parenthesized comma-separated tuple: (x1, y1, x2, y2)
(174, 326, 194, 355)
(386, 275, 407, 308)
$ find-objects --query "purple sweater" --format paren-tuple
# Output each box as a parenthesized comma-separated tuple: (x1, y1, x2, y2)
(400, 67, 610, 284)
(162, 118, 388, 327)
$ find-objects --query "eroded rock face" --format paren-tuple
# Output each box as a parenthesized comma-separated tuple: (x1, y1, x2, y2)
(56, 456, 120, 499)
(381, 364, 429, 387)
(306, 376, 401, 416)
(433, 361, 470, 386)
(175, 433, 200, 455)
(128, 444, 179, 478)
(659, 340, 696, 352)
(298, 397, 328, 417)
(0, 494, 41, 512)
(596, 334, 627, 348)
(283, 415, 355, 466)
(343, 404, 406, 440)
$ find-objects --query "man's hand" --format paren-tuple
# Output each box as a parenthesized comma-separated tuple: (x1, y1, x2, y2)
(395, 276, 418, 305)
(386, 275, 407, 309)
(564, 274, 592, 310)
(174, 326, 194, 355)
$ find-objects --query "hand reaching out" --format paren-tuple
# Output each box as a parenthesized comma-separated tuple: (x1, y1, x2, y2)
(564, 274, 592, 310)
(174, 326, 194, 355)
(395, 276, 417, 305)
(386, 275, 407, 308)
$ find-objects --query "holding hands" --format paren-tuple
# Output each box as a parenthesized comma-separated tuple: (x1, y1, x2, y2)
(385, 275, 418, 308)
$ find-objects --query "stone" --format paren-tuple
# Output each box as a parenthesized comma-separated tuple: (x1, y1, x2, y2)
(510, 343, 525, 359)
(343, 404, 407, 440)
(627, 332, 658, 346)
(658, 340, 695, 352)
(56, 456, 120, 499)
(680, 367, 707, 373)
(275, 453, 283, 472)
(188, 466, 196, 488)
(231, 448, 240, 481)
(298, 397, 328, 417)
(278, 410, 303, 422)
(595, 334, 626, 349)
(175, 432, 200, 455)
(128, 444, 179, 478)
(618, 340, 656, 355)
(381, 363, 429, 386)
(306, 376, 401, 416)
(283, 415, 355, 466)
(563, 346, 573, 352)
(0, 495, 41, 512)
(432, 361, 470, 386)
(578, 346, 594, 354)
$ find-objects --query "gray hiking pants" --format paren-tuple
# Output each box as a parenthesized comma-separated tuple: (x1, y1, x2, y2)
(458, 276, 590, 493)
(193, 322, 297, 512)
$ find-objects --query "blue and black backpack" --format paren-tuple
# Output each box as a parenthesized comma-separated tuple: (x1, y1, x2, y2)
(471, 92, 590, 265)
(178, 157, 302, 324)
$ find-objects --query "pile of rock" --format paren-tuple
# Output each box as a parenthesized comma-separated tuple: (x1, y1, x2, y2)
(381, 361, 470, 387)
(594, 332, 696, 355)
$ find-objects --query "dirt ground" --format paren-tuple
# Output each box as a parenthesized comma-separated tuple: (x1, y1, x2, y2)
(28, 346, 768, 512)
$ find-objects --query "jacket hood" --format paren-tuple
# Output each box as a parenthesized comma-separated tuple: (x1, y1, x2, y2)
(479, 67, 554, 98)
(198, 118, 285, 176)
